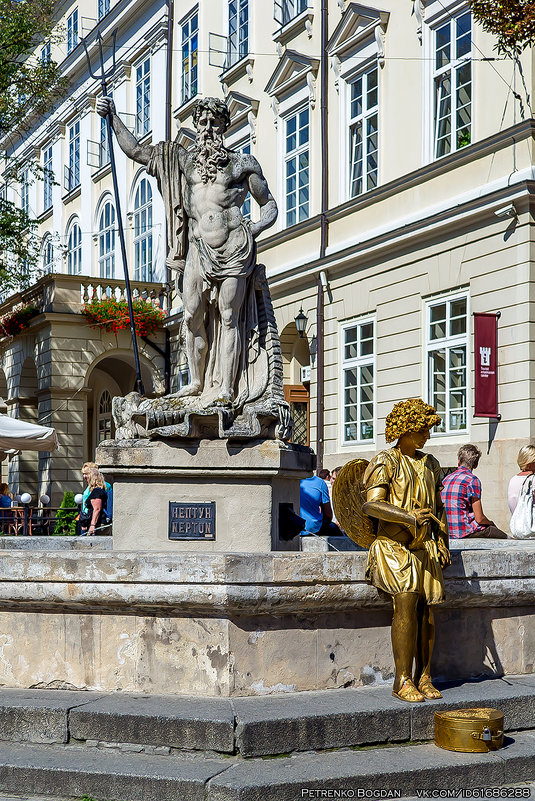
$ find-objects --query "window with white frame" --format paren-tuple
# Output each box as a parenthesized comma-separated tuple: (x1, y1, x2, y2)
(42, 237, 54, 273)
(227, 0, 249, 67)
(235, 139, 252, 219)
(426, 293, 468, 433)
(433, 10, 471, 158)
(21, 168, 29, 216)
(341, 318, 374, 443)
(43, 145, 53, 211)
(274, 0, 308, 27)
(348, 65, 378, 197)
(67, 220, 82, 275)
(284, 106, 309, 227)
(66, 121, 80, 192)
(181, 9, 198, 104)
(98, 200, 115, 279)
(133, 178, 153, 282)
(135, 58, 150, 137)
(67, 9, 78, 54)
(41, 42, 51, 63)
(100, 114, 110, 168)
(98, 0, 110, 21)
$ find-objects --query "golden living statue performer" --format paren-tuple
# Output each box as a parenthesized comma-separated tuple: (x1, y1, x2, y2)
(333, 398, 451, 703)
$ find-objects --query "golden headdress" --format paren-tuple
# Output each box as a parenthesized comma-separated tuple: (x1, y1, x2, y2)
(384, 398, 441, 443)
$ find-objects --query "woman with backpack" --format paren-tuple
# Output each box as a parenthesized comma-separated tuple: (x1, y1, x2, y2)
(508, 445, 535, 513)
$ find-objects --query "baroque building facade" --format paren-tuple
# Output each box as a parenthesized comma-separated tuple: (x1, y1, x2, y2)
(0, 0, 531, 528)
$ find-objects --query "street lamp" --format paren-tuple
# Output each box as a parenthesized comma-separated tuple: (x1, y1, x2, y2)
(294, 307, 308, 338)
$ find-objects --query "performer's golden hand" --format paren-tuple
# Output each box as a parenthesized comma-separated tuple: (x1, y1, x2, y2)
(412, 507, 433, 526)
(437, 539, 452, 569)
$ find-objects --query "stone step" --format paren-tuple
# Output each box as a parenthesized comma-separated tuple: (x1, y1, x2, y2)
(0, 732, 534, 801)
(0, 676, 534, 759)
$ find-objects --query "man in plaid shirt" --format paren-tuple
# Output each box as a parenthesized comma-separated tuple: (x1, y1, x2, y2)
(441, 444, 507, 539)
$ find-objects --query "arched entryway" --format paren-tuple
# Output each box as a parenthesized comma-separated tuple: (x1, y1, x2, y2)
(85, 351, 163, 460)
(280, 322, 311, 446)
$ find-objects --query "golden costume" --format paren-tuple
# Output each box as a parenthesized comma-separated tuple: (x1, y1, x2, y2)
(363, 448, 445, 604)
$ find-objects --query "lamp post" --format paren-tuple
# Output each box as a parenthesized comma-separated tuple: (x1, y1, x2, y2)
(20, 492, 31, 536)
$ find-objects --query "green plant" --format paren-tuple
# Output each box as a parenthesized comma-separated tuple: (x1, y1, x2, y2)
(457, 129, 471, 149)
(53, 491, 78, 536)
(81, 297, 165, 337)
(470, 0, 535, 55)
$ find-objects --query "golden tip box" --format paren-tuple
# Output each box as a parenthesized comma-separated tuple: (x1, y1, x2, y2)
(434, 708, 504, 753)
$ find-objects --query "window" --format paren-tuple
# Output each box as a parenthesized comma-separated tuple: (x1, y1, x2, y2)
(135, 58, 150, 137)
(275, 0, 308, 27)
(235, 139, 251, 219)
(341, 318, 374, 443)
(66, 121, 80, 192)
(98, 390, 113, 442)
(98, 200, 115, 279)
(43, 145, 53, 211)
(433, 11, 471, 157)
(67, 9, 78, 54)
(67, 221, 82, 275)
(21, 168, 29, 216)
(348, 66, 378, 197)
(100, 115, 110, 168)
(227, 0, 249, 67)
(426, 293, 468, 433)
(98, 0, 110, 20)
(284, 107, 309, 227)
(133, 178, 153, 281)
(181, 10, 198, 104)
(42, 237, 54, 273)
(41, 43, 51, 63)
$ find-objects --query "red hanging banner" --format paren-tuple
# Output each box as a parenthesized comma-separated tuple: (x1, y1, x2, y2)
(474, 312, 499, 418)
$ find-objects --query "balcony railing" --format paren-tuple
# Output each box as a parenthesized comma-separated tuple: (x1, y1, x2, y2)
(0, 272, 168, 324)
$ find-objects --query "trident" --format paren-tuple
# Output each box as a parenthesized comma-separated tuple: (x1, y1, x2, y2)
(82, 30, 145, 396)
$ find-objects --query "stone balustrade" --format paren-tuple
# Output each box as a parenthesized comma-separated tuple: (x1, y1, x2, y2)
(0, 272, 168, 321)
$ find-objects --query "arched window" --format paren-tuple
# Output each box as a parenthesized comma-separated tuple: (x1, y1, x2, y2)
(133, 178, 153, 281)
(98, 200, 115, 279)
(97, 389, 113, 442)
(67, 221, 82, 275)
(42, 237, 54, 273)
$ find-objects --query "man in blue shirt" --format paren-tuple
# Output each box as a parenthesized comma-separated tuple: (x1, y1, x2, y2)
(300, 473, 339, 536)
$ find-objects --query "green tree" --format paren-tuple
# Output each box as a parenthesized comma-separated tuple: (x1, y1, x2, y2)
(470, 0, 535, 55)
(53, 491, 78, 536)
(0, 0, 66, 293)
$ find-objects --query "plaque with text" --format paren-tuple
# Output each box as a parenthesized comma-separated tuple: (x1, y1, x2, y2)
(168, 502, 216, 540)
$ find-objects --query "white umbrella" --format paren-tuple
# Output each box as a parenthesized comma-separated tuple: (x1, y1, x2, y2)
(0, 414, 58, 455)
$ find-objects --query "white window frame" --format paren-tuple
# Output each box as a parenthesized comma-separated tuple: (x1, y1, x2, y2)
(67, 220, 82, 275)
(347, 63, 379, 199)
(43, 144, 53, 211)
(20, 168, 29, 216)
(181, 8, 199, 104)
(98, 199, 116, 279)
(340, 315, 376, 447)
(425, 290, 469, 436)
(274, 0, 309, 27)
(433, 10, 472, 158)
(98, 390, 113, 443)
(41, 43, 51, 63)
(42, 236, 54, 274)
(227, 0, 249, 68)
(67, 121, 80, 192)
(133, 177, 153, 282)
(135, 58, 151, 137)
(67, 9, 78, 54)
(98, 0, 110, 21)
(283, 104, 310, 228)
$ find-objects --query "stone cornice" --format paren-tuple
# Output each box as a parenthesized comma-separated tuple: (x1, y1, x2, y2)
(0, 547, 531, 616)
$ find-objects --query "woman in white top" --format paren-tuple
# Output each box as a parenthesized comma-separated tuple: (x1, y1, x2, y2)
(508, 444, 535, 513)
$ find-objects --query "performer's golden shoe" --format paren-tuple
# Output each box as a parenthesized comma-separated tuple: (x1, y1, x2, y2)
(417, 675, 442, 699)
(392, 678, 425, 703)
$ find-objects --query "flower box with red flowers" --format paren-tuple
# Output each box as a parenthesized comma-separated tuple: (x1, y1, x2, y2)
(81, 297, 165, 337)
(0, 304, 39, 338)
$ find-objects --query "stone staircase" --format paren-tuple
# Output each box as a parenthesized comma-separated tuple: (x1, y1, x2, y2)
(0, 675, 534, 800)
